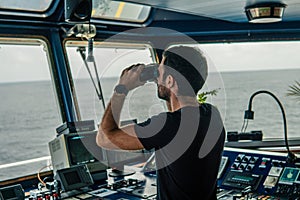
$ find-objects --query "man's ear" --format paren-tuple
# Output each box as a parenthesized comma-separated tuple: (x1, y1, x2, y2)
(166, 75, 175, 88)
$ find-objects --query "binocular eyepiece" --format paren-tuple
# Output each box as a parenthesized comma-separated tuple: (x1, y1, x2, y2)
(140, 63, 159, 82)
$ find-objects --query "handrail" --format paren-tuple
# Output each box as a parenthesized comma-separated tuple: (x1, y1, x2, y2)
(0, 156, 50, 170)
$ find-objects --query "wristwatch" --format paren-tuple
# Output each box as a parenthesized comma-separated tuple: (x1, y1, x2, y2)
(114, 84, 129, 95)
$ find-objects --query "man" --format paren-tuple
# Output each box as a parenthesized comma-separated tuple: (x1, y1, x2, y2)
(97, 45, 225, 200)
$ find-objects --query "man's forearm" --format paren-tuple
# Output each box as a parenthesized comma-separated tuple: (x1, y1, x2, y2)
(100, 93, 126, 132)
(97, 64, 146, 150)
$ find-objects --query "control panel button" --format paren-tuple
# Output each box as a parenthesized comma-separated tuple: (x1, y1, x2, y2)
(239, 163, 247, 170)
(246, 164, 255, 171)
(231, 162, 240, 170)
(242, 156, 251, 163)
(235, 154, 245, 162)
(249, 156, 259, 164)
(259, 157, 271, 169)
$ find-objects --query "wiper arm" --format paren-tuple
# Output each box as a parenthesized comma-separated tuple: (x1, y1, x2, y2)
(77, 47, 106, 110)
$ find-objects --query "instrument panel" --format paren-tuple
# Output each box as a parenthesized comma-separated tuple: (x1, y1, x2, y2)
(1, 148, 299, 200)
(217, 148, 300, 200)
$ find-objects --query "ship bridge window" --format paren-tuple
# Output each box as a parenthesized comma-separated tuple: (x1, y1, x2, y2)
(0, 0, 53, 12)
(65, 41, 166, 124)
(0, 38, 61, 181)
(92, 0, 151, 23)
(181, 41, 300, 141)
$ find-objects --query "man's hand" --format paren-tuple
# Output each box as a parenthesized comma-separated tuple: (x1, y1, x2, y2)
(118, 64, 146, 91)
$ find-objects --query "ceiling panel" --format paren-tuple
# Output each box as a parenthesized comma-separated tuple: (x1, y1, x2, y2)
(117, 0, 300, 23)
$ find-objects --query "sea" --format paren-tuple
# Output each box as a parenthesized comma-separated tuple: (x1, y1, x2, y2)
(1, 69, 300, 181)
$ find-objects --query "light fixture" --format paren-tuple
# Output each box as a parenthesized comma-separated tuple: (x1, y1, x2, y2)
(65, 0, 92, 23)
(245, 2, 286, 23)
(244, 90, 297, 164)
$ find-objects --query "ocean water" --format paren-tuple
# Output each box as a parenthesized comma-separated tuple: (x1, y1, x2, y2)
(0, 69, 300, 180)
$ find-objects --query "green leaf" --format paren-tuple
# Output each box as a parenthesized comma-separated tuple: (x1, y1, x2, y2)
(287, 81, 300, 102)
(197, 88, 220, 103)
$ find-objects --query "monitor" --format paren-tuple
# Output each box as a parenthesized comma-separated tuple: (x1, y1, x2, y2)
(48, 131, 108, 181)
(0, 184, 24, 200)
(55, 164, 94, 192)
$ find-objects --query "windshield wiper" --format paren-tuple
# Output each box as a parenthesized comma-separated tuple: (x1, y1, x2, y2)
(77, 46, 106, 110)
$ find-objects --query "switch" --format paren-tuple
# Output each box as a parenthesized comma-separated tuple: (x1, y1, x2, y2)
(259, 157, 271, 169)
(239, 163, 247, 170)
(242, 156, 251, 163)
(235, 154, 245, 162)
(231, 162, 240, 170)
(246, 164, 255, 171)
(250, 156, 259, 164)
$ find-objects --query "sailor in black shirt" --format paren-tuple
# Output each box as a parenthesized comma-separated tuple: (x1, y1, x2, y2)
(97, 46, 225, 200)
(135, 104, 225, 200)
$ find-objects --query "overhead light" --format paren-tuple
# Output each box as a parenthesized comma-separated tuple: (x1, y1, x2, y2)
(245, 2, 286, 23)
(65, 0, 92, 23)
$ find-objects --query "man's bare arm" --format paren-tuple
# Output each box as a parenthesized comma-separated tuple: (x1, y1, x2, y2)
(96, 64, 145, 150)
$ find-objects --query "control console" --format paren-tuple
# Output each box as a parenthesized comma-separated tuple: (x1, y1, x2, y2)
(217, 147, 300, 199)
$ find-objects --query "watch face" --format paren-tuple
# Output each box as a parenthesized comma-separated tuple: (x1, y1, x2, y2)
(115, 85, 128, 95)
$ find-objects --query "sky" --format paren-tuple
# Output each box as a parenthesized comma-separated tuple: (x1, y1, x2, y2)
(1, 41, 300, 83)
(199, 41, 300, 72)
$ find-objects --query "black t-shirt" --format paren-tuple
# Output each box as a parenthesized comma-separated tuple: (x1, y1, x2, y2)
(135, 103, 225, 200)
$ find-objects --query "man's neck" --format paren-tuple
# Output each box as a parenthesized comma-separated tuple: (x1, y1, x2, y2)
(168, 95, 199, 112)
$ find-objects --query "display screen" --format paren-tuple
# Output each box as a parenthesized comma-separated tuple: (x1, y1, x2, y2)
(64, 171, 81, 185)
(67, 132, 107, 167)
(66, 132, 150, 174)
(279, 167, 300, 184)
(68, 135, 96, 165)
(222, 171, 262, 190)
(0, 185, 24, 200)
(57, 165, 94, 191)
(2, 189, 16, 199)
(232, 175, 255, 182)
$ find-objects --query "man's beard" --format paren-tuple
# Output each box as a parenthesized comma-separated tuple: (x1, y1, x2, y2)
(157, 84, 171, 101)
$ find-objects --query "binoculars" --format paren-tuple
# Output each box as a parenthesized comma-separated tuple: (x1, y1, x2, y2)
(140, 63, 159, 82)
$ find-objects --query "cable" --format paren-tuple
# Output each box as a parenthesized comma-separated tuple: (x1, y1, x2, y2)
(37, 164, 52, 186)
(240, 118, 249, 133)
(243, 119, 249, 133)
(240, 119, 246, 133)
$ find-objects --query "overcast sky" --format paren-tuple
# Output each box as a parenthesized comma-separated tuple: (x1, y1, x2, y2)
(1, 41, 300, 83)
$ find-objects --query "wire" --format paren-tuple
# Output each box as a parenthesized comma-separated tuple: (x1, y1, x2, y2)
(240, 119, 249, 133)
(243, 119, 249, 133)
(240, 119, 246, 133)
(37, 164, 52, 186)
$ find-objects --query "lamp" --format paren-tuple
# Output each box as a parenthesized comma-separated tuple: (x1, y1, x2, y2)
(245, 2, 286, 23)
(65, 0, 92, 23)
(244, 90, 297, 163)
